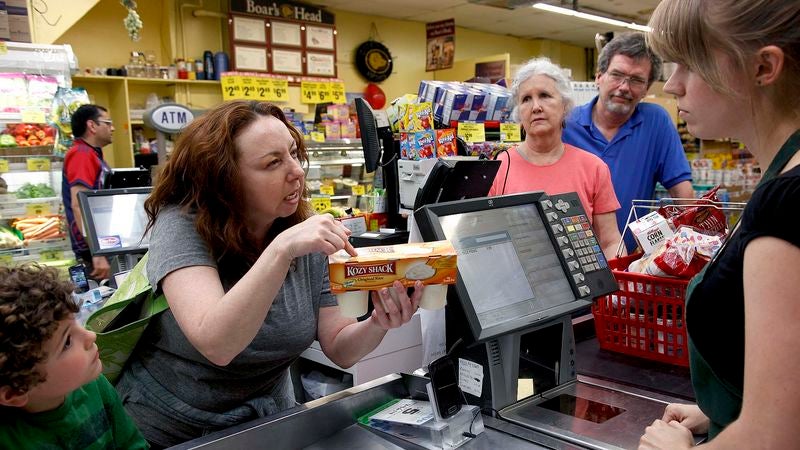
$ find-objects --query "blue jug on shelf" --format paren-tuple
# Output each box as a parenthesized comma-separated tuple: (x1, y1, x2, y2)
(213, 52, 229, 80)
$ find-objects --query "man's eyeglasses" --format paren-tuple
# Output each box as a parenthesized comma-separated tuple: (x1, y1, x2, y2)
(605, 71, 648, 90)
(95, 119, 113, 126)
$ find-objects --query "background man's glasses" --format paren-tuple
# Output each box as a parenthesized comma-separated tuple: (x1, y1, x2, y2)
(605, 71, 648, 90)
(95, 119, 113, 126)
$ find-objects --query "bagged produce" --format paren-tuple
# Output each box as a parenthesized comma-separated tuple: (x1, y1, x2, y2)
(49, 87, 90, 156)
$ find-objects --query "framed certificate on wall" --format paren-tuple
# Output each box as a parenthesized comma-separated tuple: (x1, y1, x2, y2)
(306, 52, 336, 76)
(306, 25, 335, 50)
(271, 49, 304, 74)
(234, 46, 268, 71)
(271, 21, 302, 47)
(233, 16, 266, 43)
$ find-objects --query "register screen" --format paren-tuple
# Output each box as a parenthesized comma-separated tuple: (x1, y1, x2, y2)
(84, 192, 150, 254)
(437, 203, 575, 329)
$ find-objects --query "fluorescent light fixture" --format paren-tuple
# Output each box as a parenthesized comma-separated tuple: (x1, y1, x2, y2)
(533, 3, 652, 32)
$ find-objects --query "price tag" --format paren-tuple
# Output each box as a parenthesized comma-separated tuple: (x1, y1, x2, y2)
(271, 78, 289, 101)
(301, 82, 321, 104)
(26, 157, 51, 171)
(0, 42, 6, 55)
(220, 75, 241, 100)
(329, 81, 346, 104)
(26, 203, 52, 216)
(310, 131, 325, 143)
(238, 76, 255, 99)
(320, 185, 334, 195)
(351, 184, 366, 196)
(457, 122, 486, 143)
(0, 254, 12, 265)
(21, 108, 47, 124)
(253, 77, 273, 101)
(311, 196, 331, 212)
(40, 250, 64, 262)
(317, 83, 332, 103)
(499, 123, 522, 142)
(0, 159, 8, 173)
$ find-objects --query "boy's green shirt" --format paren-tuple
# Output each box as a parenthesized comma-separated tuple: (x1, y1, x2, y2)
(0, 375, 147, 449)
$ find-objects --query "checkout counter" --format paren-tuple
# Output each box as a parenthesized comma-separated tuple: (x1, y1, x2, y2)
(172, 192, 696, 449)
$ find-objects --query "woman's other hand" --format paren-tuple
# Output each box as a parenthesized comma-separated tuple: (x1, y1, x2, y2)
(274, 214, 357, 261)
(639, 419, 694, 450)
(370, 280, 423, 330)
(661, 403, 709, 434)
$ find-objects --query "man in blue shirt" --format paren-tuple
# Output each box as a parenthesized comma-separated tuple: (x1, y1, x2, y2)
(563, 32, 692, 252)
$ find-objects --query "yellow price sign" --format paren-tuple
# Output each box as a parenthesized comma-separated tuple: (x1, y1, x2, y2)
(317, 83, 332, 104)
(0, 42, 6, 55)
(0, 254, 12, 265)
(301, 82, 322, 104)
(21, 108, 47, 124)
(271, 79, 289, 101)
(329, 81, 346, 104)
(253, 77, 273, 101)
(457, 122, 486, 143)
(0, 159, 8, 173)
(311, 196, 332, 213)
(26, 157, 51, 171)
(40, 250, 64, 262)
(220, 75, 241, 100)
(499, 123, 522, 142)
(239, 76, 257, 99)
(310, 131, 325, 143)
(320, 185, 335, 195)
(26, 203, 52, 216)
(351, 185, 366, 196)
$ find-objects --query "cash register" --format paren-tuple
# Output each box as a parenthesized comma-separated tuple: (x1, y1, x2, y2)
(414, 191, 678, 450)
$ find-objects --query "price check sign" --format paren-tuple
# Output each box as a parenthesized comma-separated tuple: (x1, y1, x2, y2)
(330, 81, 346, 104)
(271, 79, 289, 101)
(301, 82, 321, 104)
(221, 75, 241, 100)
(457, 122, 486, 143)
(499, 123, 521, 142)
(239, 76, 256, 99)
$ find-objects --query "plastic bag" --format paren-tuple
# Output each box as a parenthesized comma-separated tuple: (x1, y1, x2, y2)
(49, 87, 90, 156)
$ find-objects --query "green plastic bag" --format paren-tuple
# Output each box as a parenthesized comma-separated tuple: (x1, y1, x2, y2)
(85, 253, 169, 384)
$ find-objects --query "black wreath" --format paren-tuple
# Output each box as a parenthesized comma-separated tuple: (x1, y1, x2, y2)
(355, 41, 393, 82)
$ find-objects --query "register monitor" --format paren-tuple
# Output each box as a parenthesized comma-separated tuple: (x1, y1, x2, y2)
(77, 187, 152, 257)
(414, 191, 615, 343)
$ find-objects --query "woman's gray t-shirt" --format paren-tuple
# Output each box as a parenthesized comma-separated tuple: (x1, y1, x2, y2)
(136, 206, 336, 412)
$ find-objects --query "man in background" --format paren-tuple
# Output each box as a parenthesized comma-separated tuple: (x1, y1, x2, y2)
(62, 104, 113, 280)
(563, 32, 693, 252)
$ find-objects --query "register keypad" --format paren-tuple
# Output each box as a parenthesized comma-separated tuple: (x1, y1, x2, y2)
(561, 214, 607, 272)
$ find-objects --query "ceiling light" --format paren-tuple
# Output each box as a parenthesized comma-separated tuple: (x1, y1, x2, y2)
(532, 3, 652, 32)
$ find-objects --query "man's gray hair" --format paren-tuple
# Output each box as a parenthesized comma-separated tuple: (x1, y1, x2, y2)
(597, 32, 663, 85)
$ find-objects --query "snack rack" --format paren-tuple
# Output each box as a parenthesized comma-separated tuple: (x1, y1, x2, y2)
(594, 198, 746, 366)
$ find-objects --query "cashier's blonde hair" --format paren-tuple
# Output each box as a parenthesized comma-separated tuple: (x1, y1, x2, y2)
(145, 101, 312, 277)
(647, 0, 800, 115)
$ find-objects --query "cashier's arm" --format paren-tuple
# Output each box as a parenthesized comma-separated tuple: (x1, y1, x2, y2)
(700, 237, 800, 448)
(317, 281, 424, 369)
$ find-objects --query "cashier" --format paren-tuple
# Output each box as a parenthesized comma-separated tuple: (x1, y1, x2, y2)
(488, 57, 623, 259)
(114, 100, 424, 448)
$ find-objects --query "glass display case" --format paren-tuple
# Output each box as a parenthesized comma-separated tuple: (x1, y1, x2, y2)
(305, 139, 374, 211)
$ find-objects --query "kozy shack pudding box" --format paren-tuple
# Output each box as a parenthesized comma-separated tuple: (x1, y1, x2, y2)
(328, 240, 458, 317)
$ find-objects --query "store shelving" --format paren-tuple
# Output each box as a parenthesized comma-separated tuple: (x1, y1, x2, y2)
(71, 75, 223, 169)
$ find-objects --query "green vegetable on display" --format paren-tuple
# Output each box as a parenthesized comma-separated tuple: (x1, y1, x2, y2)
(15, 182, 56, 199)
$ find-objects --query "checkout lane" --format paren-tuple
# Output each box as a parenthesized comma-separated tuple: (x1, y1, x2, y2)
(170, 191, 696, 450)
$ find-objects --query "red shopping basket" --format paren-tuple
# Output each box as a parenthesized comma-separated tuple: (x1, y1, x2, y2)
(592, 253, 689, 367)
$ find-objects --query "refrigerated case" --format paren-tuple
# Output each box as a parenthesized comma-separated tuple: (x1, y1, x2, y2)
(0, 42, 79, 270)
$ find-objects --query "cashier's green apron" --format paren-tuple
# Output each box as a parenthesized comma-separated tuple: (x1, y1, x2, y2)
(685, 129, 800, 439)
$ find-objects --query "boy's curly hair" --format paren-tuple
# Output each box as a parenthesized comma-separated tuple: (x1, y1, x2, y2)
(0, 264, 78, 394)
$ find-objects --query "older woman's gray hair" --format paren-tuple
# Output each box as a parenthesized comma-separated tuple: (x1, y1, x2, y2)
(510, 57, 574, 123)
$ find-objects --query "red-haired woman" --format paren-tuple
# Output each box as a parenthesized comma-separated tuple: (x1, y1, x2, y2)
(115, 101, 424, 448)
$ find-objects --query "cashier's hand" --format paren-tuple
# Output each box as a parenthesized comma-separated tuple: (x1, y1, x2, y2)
(661, 403, 709, 434)
(91, 256, 111, 280)
(369, 280, 423, 330)
(274, 214, 357, 261)
(639, 419, 694, 450)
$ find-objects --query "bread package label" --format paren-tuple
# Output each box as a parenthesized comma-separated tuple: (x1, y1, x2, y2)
(627, 211, 674, 255)
(328, 240, 457, 293)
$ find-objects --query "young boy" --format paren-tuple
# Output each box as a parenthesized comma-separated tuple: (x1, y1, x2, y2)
(0, 264, 147, 449)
